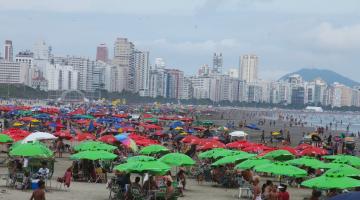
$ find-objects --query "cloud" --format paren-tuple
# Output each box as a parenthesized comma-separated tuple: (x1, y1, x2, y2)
(135, 38, 242, 54)
(312, 22, 360, 49)
(0, 0, 206, 15)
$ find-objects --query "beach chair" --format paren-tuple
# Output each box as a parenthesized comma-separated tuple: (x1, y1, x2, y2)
(13, 172, 24, 189)
(236, 179, 252, 199)
(131, 187, 145, 200)
(95, 168, 107, 183)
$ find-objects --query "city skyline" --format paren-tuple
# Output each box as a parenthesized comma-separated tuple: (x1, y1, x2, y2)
(1, 0, 360, 81)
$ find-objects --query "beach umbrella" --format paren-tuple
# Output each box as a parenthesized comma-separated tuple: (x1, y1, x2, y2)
(98, 135, 117, 144)
(0, 134, 13, 143)
(242, 144, 274, 153)
(201, 120, 213, 126)
(198, 148, 229, 159)
(22, 131, 57, 143)
(226, 140, 252, 149)
(197, 142, 226, 151)
(254, 162, 307, 177)
(323, 155, 360, 167)
(299, 147, 328, 156)
(181, 135, 200, 144)
(72, 114, 95, 119)
(301, 172, 360, 189)
(296, 143, 313, 150)
(70, 150, 117, 160)
(212, 153, 256, 166)
(127, 155, 156, 162)
(159, 153, 195, 166)
(74, 141, 117, 152)
(114, 160, 171, 174)
(324, 165, 360, 177)
(139, 145, 169, 155)
(235, 157, 272, 170)
(279, 146, 298, 155)
(13, 122, 23, 127)
(328, 192, 360, 200)
(53, 130, 72, 140)
(261, 150, 295, 161)
(72, 133, 96, 141)
(245, 123, 260, 130)
(229, 131, 248, 138)
(286, 156, 325, 169)
(212, 150, 244, 159)
(10, 142, 53, 158)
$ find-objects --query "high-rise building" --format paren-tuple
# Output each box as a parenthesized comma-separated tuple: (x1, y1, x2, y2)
(165, 69, 184, 99)
(134, 50, 150, 96)
(33, 41, 51, 60)
(96, 44, 108, 63)
(45, 64, 78, 90)
(212, 53, 223, 74)
(53, 56, 94, 91)
(113, 38, 135, 92)
(239, 54, 258, 83)
(4, 40, 13, 62)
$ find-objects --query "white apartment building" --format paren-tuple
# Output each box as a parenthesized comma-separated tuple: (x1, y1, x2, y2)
(45, 64, 78, 91)
(0, 62, 30, 85)
(134, 50, 150, 96)
(239, 54, 258, 83)
(113, 38, 135, 92)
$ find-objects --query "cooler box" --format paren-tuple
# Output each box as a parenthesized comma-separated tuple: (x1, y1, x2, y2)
(31, 180, 39, 190)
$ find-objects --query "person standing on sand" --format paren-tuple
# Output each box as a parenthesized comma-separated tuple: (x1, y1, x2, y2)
(252, 176, 262, 200)
(30, 180, 45, 200)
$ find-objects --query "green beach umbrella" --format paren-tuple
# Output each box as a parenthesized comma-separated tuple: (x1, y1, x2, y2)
(0, 134, 13, 143)
(114, 161, 170, 174)
(286, 156, 326, 169)
(262, 150, 294, 161)
(202, 120, 213, 126)
(74, 141, 117, 152)
(139, 145, 169, 155)
(254, 162, 307, 177)
(301, 172, 360, 189)
(212, 153, 256, 166)
(10, 142, 53, 158)
(235, 158, 272, 170)
(159, 153, 195, 167)
(127, 155, 156, 162)
(70, 150, 117, 160)
(324, 164, 360, 177)
(199, 148, 232, 159)
(323, 154, 360, 167)
(143, 118, 158, 123)
(212, 150, 244, 159)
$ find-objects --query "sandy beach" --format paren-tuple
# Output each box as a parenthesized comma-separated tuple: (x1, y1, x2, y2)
(0, 107, 358, 200)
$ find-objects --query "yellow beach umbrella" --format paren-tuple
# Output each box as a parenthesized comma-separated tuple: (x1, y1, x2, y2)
(13, 122, 23, 127)
(272, 132, 281, 136)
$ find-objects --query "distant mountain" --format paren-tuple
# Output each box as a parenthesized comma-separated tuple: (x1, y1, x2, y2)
(279, 68, 360, 87)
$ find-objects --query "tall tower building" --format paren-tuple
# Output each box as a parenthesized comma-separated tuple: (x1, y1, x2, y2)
(113, 38, 135, 92)
(212, 53, 223, 74)
(96, 43, 108, 63)
(33, 41, 51, 60)
(239, 54, 258, 83)
(4, 40, 13, 62)
(134, 50, 150, 96)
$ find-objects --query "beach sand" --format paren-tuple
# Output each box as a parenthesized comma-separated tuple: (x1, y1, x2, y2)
(0, 108, 356, 200)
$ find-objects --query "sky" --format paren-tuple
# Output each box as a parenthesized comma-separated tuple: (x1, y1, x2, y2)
(1, 0, 360, 80)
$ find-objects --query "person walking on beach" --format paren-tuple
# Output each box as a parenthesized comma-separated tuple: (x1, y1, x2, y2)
(30, 180, 45, 200)
(261, 130, 265, 143)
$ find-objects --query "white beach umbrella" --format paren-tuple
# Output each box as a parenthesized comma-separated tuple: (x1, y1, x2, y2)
(22, 131, 58, 143)
(229, 131, 248, 137)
